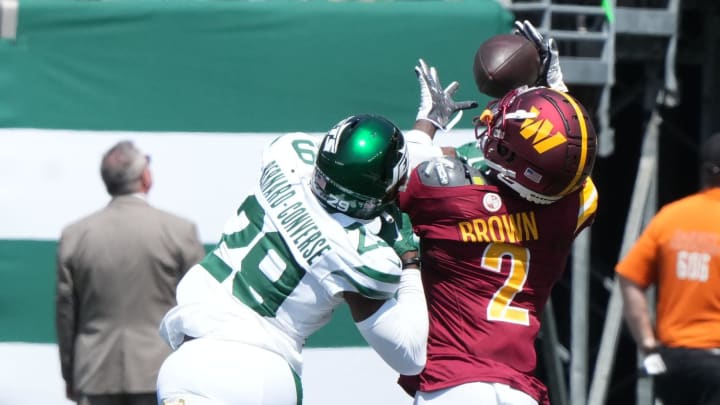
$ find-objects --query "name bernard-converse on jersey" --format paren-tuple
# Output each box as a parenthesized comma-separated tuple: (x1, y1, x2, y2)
(260, 161, 332, 265)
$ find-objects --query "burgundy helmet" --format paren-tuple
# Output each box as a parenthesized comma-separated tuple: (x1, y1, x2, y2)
(476, 87, 597, 204)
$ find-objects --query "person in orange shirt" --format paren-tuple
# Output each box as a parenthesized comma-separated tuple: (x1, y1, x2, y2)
(616, 132, 720, 405)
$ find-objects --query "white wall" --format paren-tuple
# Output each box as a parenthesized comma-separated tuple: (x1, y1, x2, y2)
(0, 128, 475, 243)
(0, 343, 413, 405)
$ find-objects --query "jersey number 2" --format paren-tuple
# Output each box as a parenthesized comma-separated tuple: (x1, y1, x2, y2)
(481, 243, 530, 325)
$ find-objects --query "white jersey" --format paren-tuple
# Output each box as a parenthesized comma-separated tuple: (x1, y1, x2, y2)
(159, 132, 404, 375)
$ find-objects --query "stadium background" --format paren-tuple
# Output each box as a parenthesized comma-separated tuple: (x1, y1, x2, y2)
(2, 0, 719, 404)
(0, 1, 509, 404)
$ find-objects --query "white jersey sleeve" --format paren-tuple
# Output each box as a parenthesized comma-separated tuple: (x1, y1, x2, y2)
(307, 214, 402, 300)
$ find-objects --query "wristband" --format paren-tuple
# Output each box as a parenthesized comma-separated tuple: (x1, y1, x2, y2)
(402, 256, 421, 269)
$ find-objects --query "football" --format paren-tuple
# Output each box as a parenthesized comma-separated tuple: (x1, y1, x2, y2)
(473, 34, 542, 98)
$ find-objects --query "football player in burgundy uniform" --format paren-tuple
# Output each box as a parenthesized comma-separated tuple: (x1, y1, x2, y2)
(398, 85, 598, 405)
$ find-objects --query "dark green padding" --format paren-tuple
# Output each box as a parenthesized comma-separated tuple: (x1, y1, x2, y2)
(0, 0, 511, 132)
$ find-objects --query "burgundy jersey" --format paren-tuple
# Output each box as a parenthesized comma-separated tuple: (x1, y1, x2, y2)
(397, 164, 598, 404)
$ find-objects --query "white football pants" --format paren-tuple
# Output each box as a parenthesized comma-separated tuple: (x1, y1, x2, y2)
(157, 338, 301, 405)
(415, 381, 539, 405)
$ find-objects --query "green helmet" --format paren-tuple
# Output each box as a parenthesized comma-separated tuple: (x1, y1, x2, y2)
(311, 114, 408, 219)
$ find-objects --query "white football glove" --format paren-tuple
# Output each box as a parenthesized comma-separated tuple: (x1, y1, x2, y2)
(415, 59, 478, 131)
(513, 20, 568, 93)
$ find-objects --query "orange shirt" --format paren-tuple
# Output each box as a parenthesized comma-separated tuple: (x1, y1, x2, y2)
(616, 188, 720, 349)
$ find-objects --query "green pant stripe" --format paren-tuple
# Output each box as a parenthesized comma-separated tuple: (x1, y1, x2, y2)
(291, 365, 303, 405)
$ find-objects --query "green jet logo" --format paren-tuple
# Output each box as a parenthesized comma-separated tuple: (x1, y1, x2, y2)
(519, 106, 567, 153)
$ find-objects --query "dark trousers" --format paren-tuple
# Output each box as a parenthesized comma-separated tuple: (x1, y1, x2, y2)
(654, 346, 720, 405)
(78, 393, 158, 405)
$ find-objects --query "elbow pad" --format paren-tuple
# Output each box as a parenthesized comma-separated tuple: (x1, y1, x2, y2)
(355, 269, 428, 375)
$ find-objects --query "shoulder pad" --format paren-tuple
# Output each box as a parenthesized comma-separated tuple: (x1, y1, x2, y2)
(416, 157, 483, 187)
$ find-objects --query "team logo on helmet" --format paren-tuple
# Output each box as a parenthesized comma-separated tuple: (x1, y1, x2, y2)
(519, 106, 568, 153)
(323, 118, 355, 154)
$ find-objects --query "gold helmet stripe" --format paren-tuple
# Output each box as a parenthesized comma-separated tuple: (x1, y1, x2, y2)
(553, 89, 590, 196)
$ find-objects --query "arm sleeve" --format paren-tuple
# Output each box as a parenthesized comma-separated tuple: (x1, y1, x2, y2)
(355, 269, 428, 375)
(405, 129, 442, 171)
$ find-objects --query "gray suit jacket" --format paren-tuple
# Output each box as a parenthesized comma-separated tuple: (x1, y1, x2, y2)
(55, 195, 206, 395)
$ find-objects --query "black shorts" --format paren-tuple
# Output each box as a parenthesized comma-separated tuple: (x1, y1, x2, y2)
(653, 346, 720, 405)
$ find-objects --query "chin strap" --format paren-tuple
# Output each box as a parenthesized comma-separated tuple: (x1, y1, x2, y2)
(484, 159, 560, 205)
(496, 171, 559, 205)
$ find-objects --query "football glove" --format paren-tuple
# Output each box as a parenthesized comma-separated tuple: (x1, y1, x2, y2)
(513, 20, 568, 93)
(415, 59, 478, 131)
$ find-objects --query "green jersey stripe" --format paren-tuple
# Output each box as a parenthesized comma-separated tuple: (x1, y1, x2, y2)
(329, 271, 394, 300)
(353, 265, 401, 284)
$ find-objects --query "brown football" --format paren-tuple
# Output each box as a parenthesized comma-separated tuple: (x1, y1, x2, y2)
(473, 34, 542, 98)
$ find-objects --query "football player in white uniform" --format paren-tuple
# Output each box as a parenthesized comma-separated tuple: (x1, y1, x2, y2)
(157, 114, 429, 405)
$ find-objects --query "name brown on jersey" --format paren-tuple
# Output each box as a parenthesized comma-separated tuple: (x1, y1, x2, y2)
(458, 211, 539, 244)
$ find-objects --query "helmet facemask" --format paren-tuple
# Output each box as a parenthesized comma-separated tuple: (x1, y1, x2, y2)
(312, 167, 403, 219)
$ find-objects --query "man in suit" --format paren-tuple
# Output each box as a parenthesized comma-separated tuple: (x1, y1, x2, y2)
(55, 140, 206, 405)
